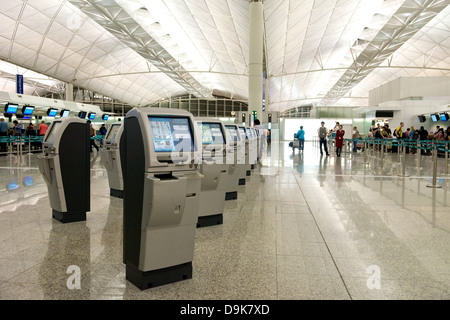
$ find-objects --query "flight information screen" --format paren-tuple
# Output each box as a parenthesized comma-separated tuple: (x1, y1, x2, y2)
(225, 125, 239, 142)
(45, 122, 61, 144)
(239, 127, 247, 140)
(149, 116, 194, 152)
(197, 122, 225, 145)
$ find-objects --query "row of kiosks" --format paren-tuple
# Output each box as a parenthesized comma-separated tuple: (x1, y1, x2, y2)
(37, 118, 90, 223)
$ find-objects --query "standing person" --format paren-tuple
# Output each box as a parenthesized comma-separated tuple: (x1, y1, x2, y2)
(0, 118, 8, 153)
(38, 121, 48, 136)
(99, 124, 107, 146)
(253, 119, 265, 160)
(385, 123, 392, 136)
(335, 125, 345, 157)
(394, 122, 404, 139)
(317, 121, 329, 156)
(296, 125, 305, 151)
(87, 120, 99, 152)
(12, 120, 22, 136)
(352, 126, 360, 152)
(418, 126, 428, 140)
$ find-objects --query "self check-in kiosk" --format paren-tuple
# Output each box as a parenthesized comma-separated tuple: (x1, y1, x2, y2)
(239, 125, 252, 177)
(225, 124, 247, 186)
(122, 108, 203, 290)
(222, 123, 242, 200)
(195, 118, 228, 227)
(37, 118, 90, 223)
(247, 127, 258, 170)
(100, 123, 124, 198)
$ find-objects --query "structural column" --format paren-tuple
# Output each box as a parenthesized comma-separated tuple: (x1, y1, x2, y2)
(66, 83, 74, 101)
(248, 0, 264, 123)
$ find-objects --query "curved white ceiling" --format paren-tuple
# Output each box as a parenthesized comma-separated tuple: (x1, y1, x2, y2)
(0, 0, 449, 112)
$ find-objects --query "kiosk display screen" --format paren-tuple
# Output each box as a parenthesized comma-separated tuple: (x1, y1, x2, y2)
(197, 122, 225, 145)
(239, 127, 247, 140)
(45, 122, 61, 144)
(5, 103, 18, 114)
(106, 124, 120, 141)
(246, 128, 252, 138)
(431, 114, 439, 122)
(148, 116, 194, 152)
(225, 125, 239, 142)
(61, 110, 70, 118)
(22, 106, 35, 115)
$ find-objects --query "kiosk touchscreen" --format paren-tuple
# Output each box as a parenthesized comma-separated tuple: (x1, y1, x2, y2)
(122, 108, 203, 290)
(195, 118, 228, 227)
(225, 124, 247, 187)
(101, 123, 124, 198)
(37, 118, 90, 223)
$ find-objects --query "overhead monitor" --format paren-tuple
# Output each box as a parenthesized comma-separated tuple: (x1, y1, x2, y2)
(197, 122, 225, 145)
(148, 116, 194, 152)
(78, 111, 87, 119)
(22, 105, 35, 115)
(102, 114, 109, 121)
(60, 109, 70, 118)
(45, 121, 61, 144)
(47, 108, 58, 117)
(430, 114, 439, 122)
(225, 125, 239, 142)
(418, 115, 426, 123)
(88, 112, 96, 120)
(106, 124, 121, 141)
(439, 113, 448, 121)
(238, 127, 247, 140)
(7, 182, 19, 190)
(4, 103, 19, 114)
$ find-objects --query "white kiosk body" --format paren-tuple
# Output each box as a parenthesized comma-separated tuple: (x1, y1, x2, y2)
(239, 125, 252, 177)
(195, 118, 228, 227)
(100, 123, 124, 198)
(122, 108, 203, 290)
(247, 126, 258, 169)
(225, 124, 247, 187)
(37, 118, 90, 223)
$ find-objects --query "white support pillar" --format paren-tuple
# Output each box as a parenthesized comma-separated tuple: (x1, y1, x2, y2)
(66, 83, 74, 101)
(248, 0, 264, 124)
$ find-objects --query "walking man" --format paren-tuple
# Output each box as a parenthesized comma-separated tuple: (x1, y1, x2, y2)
(317, 121, 329, 156)
(296, 126, 305, 151)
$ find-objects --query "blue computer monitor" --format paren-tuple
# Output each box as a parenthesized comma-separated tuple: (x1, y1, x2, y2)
(431, 114, 439, 122)
(60, 109, 70, 117)
(88, 112, 96, 120)
(102, 114, 109, 121)
(439, 113, 448, 121)
(47, 108, 58, 117)
(22, 106, 35, 115)
(5, 103, 18, 114)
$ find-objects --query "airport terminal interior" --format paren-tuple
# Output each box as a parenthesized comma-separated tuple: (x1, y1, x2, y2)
(1, 0, 450, 300)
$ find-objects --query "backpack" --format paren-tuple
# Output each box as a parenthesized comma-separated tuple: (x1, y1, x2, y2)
(412, 131, 419, 140)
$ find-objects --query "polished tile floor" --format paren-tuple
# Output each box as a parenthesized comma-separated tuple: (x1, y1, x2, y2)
(0, 141, 449, 300)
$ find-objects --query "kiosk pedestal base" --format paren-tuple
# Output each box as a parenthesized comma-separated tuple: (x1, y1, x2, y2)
(225, 191, 238, 201)
(251, 164, 255, 170)
(52, 209, 86, 223)
(126, 262, 192, 290)
(246, 170, 251, 176)
(238, 178, 246, 185)
(110, 188, 124, 199)
(197, 213, 223, 228)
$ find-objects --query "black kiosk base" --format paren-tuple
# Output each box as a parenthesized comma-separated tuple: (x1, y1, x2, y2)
(197, 213, 223, 228)
(126, 262, 192, 290)
(251, 164, 255, 170)
(238, 178, 246, 185)
(246, 170, 251, 176)
(225, 191, 238, 201)
(110, 188, 124, 199)
(52, 209, 86, 223)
